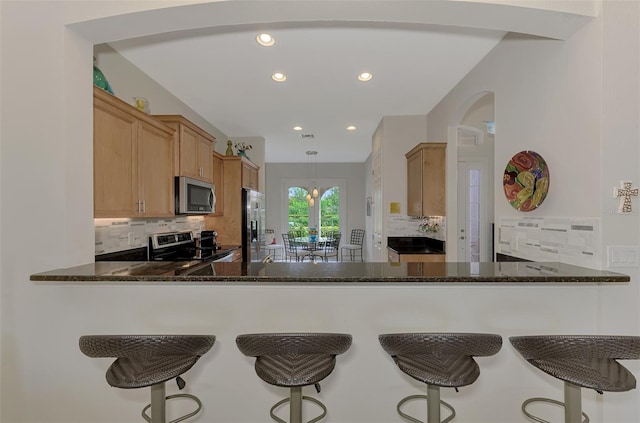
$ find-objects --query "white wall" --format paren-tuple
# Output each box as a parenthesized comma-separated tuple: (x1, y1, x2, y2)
(372, 115, 429, 260)
(426, 2, 640, 421)
(2, 1, 639, 422)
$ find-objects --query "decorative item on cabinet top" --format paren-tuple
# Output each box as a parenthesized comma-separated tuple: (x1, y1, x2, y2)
(133, 97, 150, 114)
(503, 150, 549, 212)
(93, 57, 114, 94)
(234, 142, 253, 158)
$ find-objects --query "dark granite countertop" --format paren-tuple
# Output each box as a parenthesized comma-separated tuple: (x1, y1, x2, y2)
(30, 261, 629, 284)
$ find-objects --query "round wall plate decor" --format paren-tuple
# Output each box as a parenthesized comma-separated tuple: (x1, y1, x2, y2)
(503, 150, 549, 211)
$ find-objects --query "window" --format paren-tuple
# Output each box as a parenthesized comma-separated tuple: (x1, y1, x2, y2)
(283, 178, 346, 241)
(320, 187, 339, 236)
(288, 187, 309, 237)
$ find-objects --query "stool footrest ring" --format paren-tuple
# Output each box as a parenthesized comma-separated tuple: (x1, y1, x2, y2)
(397, 394, 456, 423)
(142, 393, 203, 423)
(270, 396, 327, 423)
(522, 397, 589, 423)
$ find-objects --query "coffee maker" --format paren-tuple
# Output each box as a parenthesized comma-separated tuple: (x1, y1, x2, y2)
(197, 230, 218, 257)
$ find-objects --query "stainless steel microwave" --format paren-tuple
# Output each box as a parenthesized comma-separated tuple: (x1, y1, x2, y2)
(175, 176, 216, 214)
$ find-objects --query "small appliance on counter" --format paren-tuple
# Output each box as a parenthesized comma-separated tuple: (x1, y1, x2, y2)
(196, 230, 218, 258)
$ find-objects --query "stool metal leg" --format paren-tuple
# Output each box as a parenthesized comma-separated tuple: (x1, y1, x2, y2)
(269, 387, 328, 423)
(290, 387, 302, 423)
(149, 383, 167, 423)
(396, 384, 456, 423)
(521, 387, 590, 423)
(427, 385, 440, 423)
(564, 382, 583, 423)
(142, 382, 204, 423)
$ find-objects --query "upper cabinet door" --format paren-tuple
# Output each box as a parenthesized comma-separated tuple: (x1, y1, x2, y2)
(178, 125, 201, 180)
(138, 121, 175, 217)
(406, 143, 446, 217)
(94, 87, 175, 218)
(154, 115, 216, 183)
(406, 148, 424, 216)
(94, 93, 138, 217)
(241, 160, 259, 190)
(198, 136, 213, 181)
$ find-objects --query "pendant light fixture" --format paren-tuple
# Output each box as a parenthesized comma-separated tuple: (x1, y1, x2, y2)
(306, 150, 318, 207)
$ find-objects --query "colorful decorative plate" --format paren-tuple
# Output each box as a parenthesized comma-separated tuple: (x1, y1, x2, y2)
(503, 150, 549, 211)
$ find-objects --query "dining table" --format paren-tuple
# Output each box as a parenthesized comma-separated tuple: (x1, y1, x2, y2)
(294, 236, 328, 252)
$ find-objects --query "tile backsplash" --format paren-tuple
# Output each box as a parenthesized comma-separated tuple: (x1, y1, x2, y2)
(95, 216, 205, 255)
(387, 215, 446, 241)
(498, 216, 600, 268)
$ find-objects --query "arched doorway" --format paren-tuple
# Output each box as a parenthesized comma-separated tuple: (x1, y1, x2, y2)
(447, 92, 495, 262)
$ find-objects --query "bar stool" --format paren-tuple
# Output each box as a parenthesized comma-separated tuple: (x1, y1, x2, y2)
(510, 335, 640, 423)
(79, 335, 215, 423)
(236, 332, 352, 423)
(379, 332, 502, 423)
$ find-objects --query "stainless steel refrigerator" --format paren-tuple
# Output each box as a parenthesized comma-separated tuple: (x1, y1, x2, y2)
(242, 188, 267, 262)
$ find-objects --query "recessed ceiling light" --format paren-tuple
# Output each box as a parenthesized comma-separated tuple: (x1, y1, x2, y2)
(346, 125, 357, 131)
(271, 72, 287, 82)
(293, 126, 303, 131)
(357, 72, 373, 82)
(256, 33, 275, 47)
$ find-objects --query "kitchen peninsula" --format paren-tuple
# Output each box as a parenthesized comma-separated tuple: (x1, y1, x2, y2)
(31, 261, 628, 283)
(28, 261, 631, 423)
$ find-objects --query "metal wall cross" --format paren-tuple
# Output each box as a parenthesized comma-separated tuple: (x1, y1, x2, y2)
(614, 180, 638, 213)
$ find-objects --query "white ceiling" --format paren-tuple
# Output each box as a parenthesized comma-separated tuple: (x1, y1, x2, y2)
(96, 2, 594, 164)
(110, 24, 504, 163)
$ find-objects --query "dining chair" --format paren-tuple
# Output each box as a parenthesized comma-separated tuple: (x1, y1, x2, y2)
(314, 232, 341, 262)
(340, 229, 365, 262)
(282, 233, 312, 262)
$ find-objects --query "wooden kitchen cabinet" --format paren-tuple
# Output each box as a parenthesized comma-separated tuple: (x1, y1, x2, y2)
(231, 249, 243, 262)
(406, 143, 446, 217)
(210, 151, 224, 217)
(93, 87, 175, 218)
(204, 155, 260, 248)
(154, 115, 216, 183)
(242, 160, 259, 190)
(387, 250, 446, 263)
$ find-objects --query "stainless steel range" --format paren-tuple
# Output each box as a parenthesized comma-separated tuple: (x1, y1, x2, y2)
(149, 230, 232, 262)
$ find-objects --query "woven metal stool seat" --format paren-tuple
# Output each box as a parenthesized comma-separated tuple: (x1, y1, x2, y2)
(510, 335, 640, 423)
(379, 333, 502, 423)
(80, 335, 215, 423)
(237, 333, 352, 423)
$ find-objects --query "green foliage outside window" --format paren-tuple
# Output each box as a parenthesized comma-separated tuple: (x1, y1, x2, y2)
(288, 187, 309, 236)
(320, 187, 339, 236)
(288, 186, 340, 238)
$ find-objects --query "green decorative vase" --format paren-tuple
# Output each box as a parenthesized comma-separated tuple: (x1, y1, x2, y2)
(93, 57, 114, 94)
(237, 150, 247, 158)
